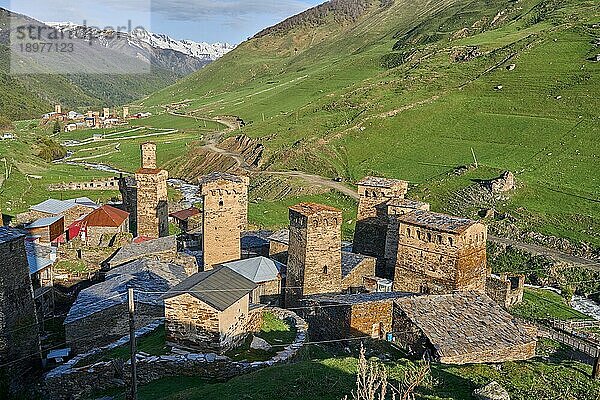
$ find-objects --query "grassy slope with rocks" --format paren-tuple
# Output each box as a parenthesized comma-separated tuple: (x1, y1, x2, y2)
(139, 0, 600, 246)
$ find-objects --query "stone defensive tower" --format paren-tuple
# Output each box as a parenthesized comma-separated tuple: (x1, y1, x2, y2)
(353, 177, 408, 275)
(135, 142, 168, 239)
(141, 142, 157, 169)
(286, 203, 342, 306)
(199, 172, 249, 270)
(123, 106, 129, 119)
(0, 227, 41, 392)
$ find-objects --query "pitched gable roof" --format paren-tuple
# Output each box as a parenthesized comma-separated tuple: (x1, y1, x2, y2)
(394, 293, 535, 359)
(31, 197, 98, 215)
(83, 205, 129, 227)
(396, 210, 479, 234)
(164, 267, 257, 311)
(221, 256, 284, 283)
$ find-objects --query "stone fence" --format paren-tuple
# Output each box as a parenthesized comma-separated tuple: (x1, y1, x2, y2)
(45, 308, 307, 399)
(48, 178, 121, 191)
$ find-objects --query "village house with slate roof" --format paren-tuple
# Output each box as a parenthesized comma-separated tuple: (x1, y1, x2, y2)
(392, 293, 536, 364)
(163, 267, 257, 352)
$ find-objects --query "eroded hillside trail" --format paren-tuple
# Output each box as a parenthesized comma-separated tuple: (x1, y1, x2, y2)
(165, 108, 360, 199)
(162, 107, 598, 269)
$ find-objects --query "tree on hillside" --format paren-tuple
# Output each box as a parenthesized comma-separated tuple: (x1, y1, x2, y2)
(0, 116, 13, 130)
(52, 120, 62, 134)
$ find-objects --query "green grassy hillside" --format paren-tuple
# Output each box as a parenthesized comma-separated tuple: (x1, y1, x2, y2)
(140, 0, 600, 245)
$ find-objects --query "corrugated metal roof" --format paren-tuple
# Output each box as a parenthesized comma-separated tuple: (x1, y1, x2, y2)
(221, 256, 283, 283)
(169, 207, 200, 221)
(164, 267, 257, 312)
(25, 215, 63, 229)
(30, 197, 97, 215)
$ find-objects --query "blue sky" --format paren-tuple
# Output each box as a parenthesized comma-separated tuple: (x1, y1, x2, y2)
(2, 0, 323, 43)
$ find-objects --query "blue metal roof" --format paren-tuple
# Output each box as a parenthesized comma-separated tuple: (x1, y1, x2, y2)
(26, 215, 63, 229)
(221, 256, 284, 283)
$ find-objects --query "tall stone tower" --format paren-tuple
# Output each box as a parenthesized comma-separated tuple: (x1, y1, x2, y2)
(199, 172, 249, 270)
(0, 227, 41, 392)
(103, 107, 110, 118)
(353, 177, 408, 276)
(135, 142, 168, 239)
(141, 142, 157, 169)
(123, 106, 129, 119)
(286, 203, 342, 306)
(55, 104, 62, 114)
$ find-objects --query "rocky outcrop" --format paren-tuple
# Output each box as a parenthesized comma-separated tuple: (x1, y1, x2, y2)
(480, 171, 515, 193)
(452, 46, 481, 62)
(218, 135, 264, 168)
(473, 381, 510, 400)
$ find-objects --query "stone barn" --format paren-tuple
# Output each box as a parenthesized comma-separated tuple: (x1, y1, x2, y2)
(79, 205, 129, 246)
(65, 258, 189, 352)
(392, 292, 536, 364)
(169, 207, 202, 233)
(486, 274, 525, 309)
(341, 252, 376, 293)
(0, 228, 41, 391)
(221, 256, 285, 305)
(163, 267, 257, 353)
(302, 292, 410, 341)
(391, 210, 488, 295)
(199, 172, 249, 270)
(25, 215, 64, 244)
(268, 229, 290, 264)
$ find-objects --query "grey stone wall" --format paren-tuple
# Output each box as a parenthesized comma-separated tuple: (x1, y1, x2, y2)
(45, 308, 307, 400)
(65, 302, 163, 353)
(0, 234, 41, 392)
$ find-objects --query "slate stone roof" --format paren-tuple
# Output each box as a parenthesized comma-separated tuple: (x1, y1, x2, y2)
(394, 292, 535, 359)
(25, 215, 63, 229)
(307, 291, 412, 305)
(0, 226, 26, 244)
(65, 258, 188, 324)
(198, 172, 245, 185)
(164, 266, 257, 312)
(122, 176, 137, 188)
(289, 203, 341, 216)
(387, 198, 429, 209)
(241, 231, 272, 250)
(221, 256, 284, 283)
(105, 236, 177, 268)
(357, 176, 408, 188)
(135, 168, 163, 175)
(341, 251, 373, 279)
(268, 229, 289, 245)
(396, 210, 478, 234)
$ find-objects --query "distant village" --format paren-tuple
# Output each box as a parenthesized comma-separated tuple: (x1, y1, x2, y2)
(41, 104, 151, 132)
(1, 142, 537, 398)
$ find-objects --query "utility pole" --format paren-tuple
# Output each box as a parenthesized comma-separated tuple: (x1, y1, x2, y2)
(593, 350, 600, 380)
(471, 147, 479, 169)
(128, 287, 138, 400)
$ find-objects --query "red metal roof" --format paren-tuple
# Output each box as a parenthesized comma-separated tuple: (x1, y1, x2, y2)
(82, 205, 129, 227)
(169, 207, 201, 221)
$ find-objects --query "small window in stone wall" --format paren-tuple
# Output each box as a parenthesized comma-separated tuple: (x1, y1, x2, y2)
(406, 228, 411, 237)
(437, 235, 442, 244)
(427, 232, 432, 242)
(323, 265, 328, 274)
(448, 237, 453, 247)
(219, 199, 224, 207)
